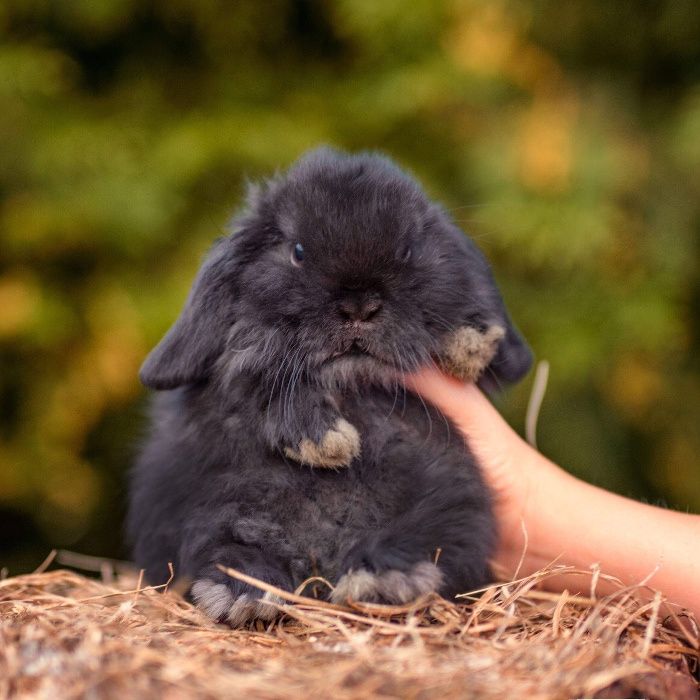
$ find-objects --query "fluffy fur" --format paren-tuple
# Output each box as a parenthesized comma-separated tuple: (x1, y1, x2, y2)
(127, 148, 532, 626)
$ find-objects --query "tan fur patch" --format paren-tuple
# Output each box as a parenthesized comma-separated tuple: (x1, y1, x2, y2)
(440, 325, 505, 381)
(284, 418, 360, 468)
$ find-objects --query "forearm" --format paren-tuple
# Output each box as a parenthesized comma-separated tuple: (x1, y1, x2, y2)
(498, 450, 700, 616)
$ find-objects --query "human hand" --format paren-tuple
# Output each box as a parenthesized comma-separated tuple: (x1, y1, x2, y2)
(406, 367, 700, 618)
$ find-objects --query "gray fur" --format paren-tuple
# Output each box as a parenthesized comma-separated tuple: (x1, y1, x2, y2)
(127, 148, 532, 626)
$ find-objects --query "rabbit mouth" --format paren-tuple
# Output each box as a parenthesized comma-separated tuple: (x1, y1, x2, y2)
(325, 339, 397, 367)
(316, 335, 409, 389)
(328, 340, 370, 361)
(319, 338, 402, 386)
(320, 352, 391, 386)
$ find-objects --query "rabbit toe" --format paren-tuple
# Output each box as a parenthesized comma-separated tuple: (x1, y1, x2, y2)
(331, 562, 442, 605)
(191, 580, 282, 627)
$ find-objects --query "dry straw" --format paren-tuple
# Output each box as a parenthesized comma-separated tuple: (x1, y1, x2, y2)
(0, 552, 697, 699)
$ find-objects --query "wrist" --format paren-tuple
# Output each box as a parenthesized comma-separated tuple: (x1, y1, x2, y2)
(492, 442, 581, 576)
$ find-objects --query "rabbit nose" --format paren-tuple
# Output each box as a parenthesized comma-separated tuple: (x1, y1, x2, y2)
(337, 293, 383, 322)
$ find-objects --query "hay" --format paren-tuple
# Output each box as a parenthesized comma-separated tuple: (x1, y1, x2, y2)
(0, 557, 697, 699)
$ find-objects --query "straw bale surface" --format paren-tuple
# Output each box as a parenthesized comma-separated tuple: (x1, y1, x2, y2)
(0, 561, 698, 699)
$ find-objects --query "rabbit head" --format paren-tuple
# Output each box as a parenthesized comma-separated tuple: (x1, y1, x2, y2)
(140, 148, 531, 393)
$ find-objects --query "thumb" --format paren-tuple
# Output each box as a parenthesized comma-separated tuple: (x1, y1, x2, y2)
(403, 367, 520, 448)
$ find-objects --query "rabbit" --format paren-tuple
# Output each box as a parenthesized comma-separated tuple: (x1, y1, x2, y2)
(126, 147, 532, 627)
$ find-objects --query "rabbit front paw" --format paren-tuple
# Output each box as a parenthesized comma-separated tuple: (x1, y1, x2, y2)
(330, 561, 442, 605)
(283, 417, 360, 468)
(439, 324, 505, 381)
(191, 579, 284, 627)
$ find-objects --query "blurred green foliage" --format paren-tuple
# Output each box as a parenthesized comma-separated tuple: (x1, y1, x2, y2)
(1, 0, 699, 572)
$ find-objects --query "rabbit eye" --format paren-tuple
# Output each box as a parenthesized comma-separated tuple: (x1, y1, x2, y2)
(291, 243, 305, 267)
(400, 245, 412, 263)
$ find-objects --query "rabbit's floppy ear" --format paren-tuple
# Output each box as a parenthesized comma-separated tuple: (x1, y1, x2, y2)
(477, 306, 532, 392)
(447, 222, 533, 390)
(472, 256, 532, 391)
(140, 239, 236, 390)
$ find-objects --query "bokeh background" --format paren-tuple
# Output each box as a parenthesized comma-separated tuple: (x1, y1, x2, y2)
(1, 0, 699, 574)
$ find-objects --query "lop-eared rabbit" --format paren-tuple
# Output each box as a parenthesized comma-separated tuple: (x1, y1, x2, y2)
(127, 148, 531, 626)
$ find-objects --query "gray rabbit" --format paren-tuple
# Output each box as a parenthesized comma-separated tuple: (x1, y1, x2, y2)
(127, 148, 532, 626)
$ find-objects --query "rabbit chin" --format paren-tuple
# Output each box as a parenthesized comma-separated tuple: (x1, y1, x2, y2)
(317, 353, 400, 391)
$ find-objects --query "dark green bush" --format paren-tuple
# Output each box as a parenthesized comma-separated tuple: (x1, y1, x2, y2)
(1, 0, 698, 571)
